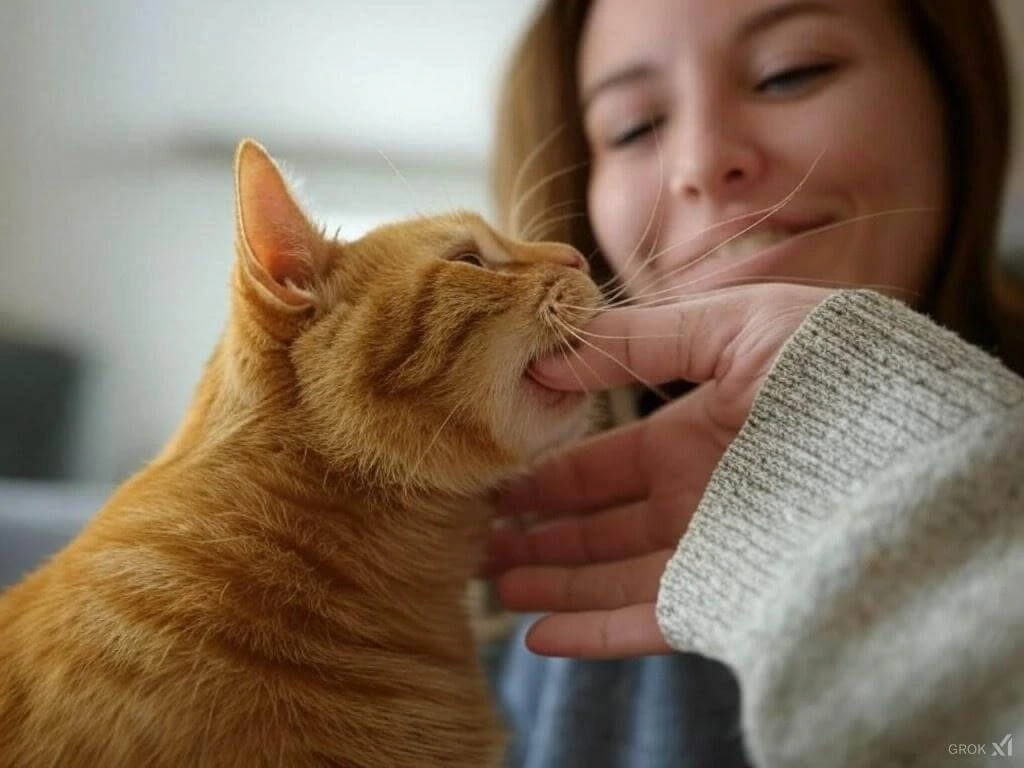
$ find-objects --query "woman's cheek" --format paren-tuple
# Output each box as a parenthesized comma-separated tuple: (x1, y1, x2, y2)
(588, 162, 660, 273)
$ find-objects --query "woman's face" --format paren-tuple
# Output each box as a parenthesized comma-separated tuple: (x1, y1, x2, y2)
(579, 0, 948, 303)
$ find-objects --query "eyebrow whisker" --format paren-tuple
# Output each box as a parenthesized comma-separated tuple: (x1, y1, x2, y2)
(522, 199, 585, 242)
(509, 123, 567, 234)
(524, 209, 590, 244)
(511, 160, 591, 239)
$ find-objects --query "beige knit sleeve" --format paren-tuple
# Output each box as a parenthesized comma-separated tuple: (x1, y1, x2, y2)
(656, 290, 1024, 768)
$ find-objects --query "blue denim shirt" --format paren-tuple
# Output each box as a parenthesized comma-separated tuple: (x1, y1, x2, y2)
(484, 618, 751, 768)
(484, 383, 751, 767)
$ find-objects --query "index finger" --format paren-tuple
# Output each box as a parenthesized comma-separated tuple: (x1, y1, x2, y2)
(498, 417, 649, 517)
(537, 291, 749, 391)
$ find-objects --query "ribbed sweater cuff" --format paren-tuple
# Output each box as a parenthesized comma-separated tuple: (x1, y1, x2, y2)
(656, 290, 1024, 659)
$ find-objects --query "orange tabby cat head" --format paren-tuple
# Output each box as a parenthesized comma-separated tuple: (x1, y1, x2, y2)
(229, 139, 600, 495)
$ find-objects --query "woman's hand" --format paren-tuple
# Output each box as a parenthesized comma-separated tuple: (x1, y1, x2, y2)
(486, 284, 838, 658)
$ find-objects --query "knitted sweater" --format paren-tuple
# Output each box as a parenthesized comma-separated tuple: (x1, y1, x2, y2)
(656, 290, 1024, 768)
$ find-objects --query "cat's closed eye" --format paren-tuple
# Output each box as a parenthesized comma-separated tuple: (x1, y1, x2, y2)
(451, 251, 486, 268)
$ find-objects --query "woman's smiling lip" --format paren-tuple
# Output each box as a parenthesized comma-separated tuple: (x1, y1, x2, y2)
(658, 212, 839, 276)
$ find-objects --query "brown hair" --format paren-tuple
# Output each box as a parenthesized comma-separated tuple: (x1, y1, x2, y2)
(491, 0, 1024, 371)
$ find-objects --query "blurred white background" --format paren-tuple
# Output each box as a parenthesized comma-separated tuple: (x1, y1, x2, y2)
(2, 0, 1023, 483)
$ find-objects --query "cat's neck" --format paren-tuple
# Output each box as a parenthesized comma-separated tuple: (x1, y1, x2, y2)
(153, 315, 305, 458)
(142, 324, 487, 564)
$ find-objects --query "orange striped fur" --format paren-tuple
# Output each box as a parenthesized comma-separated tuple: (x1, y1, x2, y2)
(0, 139, 599, 767)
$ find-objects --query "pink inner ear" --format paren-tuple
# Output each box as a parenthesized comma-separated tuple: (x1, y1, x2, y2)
(254, 223, 314, 288)
(237, 143, 315, 294)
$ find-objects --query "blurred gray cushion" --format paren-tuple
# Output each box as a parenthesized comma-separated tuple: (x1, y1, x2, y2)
(0, 338, 82, 479)
(0, 479, 110, 590)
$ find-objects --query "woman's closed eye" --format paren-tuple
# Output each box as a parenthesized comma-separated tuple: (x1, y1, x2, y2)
(611, 115, 665, 149)
(756, 62, 838, 95)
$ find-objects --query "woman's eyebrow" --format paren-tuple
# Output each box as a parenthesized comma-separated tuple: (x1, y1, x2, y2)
(581, 2, 840, 110)
(581, 63, 654, 111)
(738, 0, 840, 40)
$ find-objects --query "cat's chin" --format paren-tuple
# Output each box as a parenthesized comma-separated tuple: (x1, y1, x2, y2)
(510, 369, 594, 461)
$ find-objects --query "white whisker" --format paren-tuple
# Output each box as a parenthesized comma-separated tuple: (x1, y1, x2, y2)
(410, 401, 465, 478)
(528, 212, 590, 242)
(623, 206, 935, 309)
(550, 323, 604, 393)
(599, 130, 665, 298)
(556, 283, 777, 314)
(600, 205, 778, 302)
(614, 148, 828, 307)
(509, 123, 566, 234)
(377, 149, 423, 216)
(510, 160, 590, 238)
(600, 157, 826, 308)
(568, 328, 686, 341)
(619, 275, 922, 311)
(556, 319, 671, 402)
(522, 199, 585, 241)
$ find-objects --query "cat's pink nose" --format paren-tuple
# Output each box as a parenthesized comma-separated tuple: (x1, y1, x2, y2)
(568, 250, 590, 274)
(552, 245, 589, 274)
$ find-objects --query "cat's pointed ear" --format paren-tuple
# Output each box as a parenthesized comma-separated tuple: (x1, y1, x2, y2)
(234, 139, 327, 309)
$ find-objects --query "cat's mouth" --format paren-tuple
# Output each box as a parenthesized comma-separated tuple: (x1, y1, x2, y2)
(522, 365, 581, 407)
(522, 344, 585, 408)
(522, 274, 597, 408)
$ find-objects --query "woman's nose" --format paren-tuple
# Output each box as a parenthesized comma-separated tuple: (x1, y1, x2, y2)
(667, 109, 763, 202)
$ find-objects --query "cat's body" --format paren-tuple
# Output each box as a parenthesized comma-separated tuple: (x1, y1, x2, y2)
(0, 140, 599, 767)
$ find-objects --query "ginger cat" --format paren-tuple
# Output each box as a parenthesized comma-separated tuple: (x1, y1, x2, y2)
(0, 140, 599, 767)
